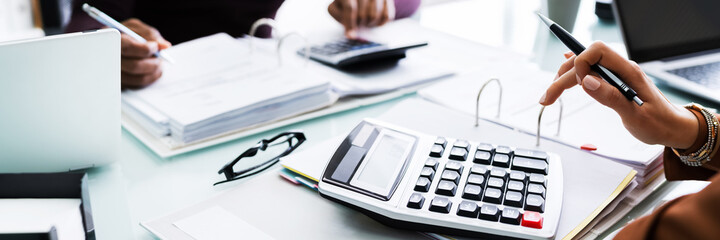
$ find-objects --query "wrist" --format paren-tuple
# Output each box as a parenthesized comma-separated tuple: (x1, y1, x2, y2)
(669, 106, 701, 150)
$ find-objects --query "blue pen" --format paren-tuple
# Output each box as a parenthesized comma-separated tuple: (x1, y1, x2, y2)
(82, 3, 175, 63)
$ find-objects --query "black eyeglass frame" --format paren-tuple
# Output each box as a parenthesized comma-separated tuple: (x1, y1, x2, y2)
(214, 131, 306, 185)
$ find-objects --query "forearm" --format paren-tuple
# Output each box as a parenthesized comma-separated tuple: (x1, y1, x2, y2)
(615, 173, 720, 239)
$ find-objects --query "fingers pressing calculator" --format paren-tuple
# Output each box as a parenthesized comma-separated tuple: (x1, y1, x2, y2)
(319, 119, 563, 239)
(298, 39, 427, 68)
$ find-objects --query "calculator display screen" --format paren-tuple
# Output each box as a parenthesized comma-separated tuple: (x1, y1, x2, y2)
(353, 132, 414, 197)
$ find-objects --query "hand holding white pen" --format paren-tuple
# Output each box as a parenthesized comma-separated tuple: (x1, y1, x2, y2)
(83, 4, 174, 88)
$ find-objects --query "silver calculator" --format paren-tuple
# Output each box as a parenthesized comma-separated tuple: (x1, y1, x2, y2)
(318, 119, 563, 239)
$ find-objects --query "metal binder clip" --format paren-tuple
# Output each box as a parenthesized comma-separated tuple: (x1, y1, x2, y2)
(248, 18, 310, 67)
(248, 18, 279, 54)
(536, 98, 563, 146)
(475, 78, 503, 127)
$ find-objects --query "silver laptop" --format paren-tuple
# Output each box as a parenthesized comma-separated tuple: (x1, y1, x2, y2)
(0, 29, 120, 173)
(614, 0, 720, 102)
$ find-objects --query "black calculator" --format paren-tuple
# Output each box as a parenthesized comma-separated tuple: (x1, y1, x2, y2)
(318, 119, 563, 239)
(298, 38, 427, 68)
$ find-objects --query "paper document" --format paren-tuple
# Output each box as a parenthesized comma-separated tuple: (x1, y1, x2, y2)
(122, 33, 336, 144)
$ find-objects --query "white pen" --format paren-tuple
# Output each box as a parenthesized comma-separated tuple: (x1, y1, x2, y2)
(82, 3, 175, 63)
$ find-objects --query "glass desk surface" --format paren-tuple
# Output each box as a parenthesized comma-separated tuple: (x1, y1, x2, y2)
(83, 0, 719, 239)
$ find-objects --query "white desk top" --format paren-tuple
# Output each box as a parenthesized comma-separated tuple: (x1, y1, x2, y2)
(82, 0, 719, 239)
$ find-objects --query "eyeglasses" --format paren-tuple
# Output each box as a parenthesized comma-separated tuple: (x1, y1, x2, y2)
(214, 131, 306, 186)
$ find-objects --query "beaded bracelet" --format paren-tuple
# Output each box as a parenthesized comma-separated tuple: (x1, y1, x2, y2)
(672, 103, 719, 167)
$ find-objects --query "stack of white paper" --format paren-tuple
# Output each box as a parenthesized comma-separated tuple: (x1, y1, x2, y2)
(122, 33, 337, 145)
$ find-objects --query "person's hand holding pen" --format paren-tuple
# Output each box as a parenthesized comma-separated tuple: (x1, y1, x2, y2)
(328, 0, 395, 38)
(539, 41, 700, 149)
(119, 18, 171, 88)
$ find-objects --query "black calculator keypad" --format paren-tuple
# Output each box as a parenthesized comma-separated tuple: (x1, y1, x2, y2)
(445, 161, 464, 173)
(425, 158, 439, 170)
(474, 151, 492, 165)
(462, 184, 483, 200)
(311, 39, 381, 56)
(409, 138, 553, 230)
(528, 184, 546, 199)
(492, 154, 511, 167)
(466, 174, 485, 186)
(457, 201, 480, 218)
(430, 197, 452, 213)
(507, 180, 525, 192)
(415, 177, 431, 192)
(430, 144, 444, 157)
(420, 167, 435, 179)
(479, 204, 500, 221)
(436, 180, 458, 196)
(525, 194, 545, 213)
(500, 208, 523, 225)
(483, 188, 503, 204)
(449, 147, 468, 161)
(441, 170, 461, 184)
(487, 177, 505, 189)
(407, 193, 425, 209)
(504, 191, 524, 208)
(511, 156, 548, 174)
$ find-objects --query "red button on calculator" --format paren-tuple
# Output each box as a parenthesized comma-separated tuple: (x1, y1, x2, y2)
(521, 211, 543, 229)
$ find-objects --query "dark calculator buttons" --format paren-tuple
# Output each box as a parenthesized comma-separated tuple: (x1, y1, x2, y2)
(492, 154, 511, 167)
(509, 170, 527, 182)
(462, 184, 483, 200)
(483, 188, 503, 204)
(500, 208, 523, 225)
(479, 204, 500, 221)
(430, 144, 444, 157)
(445, 161, 464, 173)
(415, 177, 431, 192)
(514, 149, 548, 162)
(474, 151, 492, 165)
(477, 143, 494, 152)
(504, 191, 524, 208)
(441, 170, 461, 184)
(407, 193, 425, 209)
(528, 184, 546, 199)
(495, 146, 512, 155)
(529, 173, 547, 187)
(467, 174, 485, 186)
(453, 140, 470, 150)
(471, 165, 489, 176)
(425, 158, 439, 170)
(490, 168, 507, 179)
(487, 177, 505, 189)
(449, 147, 468, 161)
(436, 180, 458, 196)
(525, 194, 545, 213)
(420, 167, 435, 180)
(429, 197, 452, 213)
(457, 201, 480, 218)
(507, 180, 525, 192)
(435, 137, 447, 148)
(511, 156, 549, 175)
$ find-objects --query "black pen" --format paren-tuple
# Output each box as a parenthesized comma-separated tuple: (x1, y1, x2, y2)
(537, 13, 643, 106)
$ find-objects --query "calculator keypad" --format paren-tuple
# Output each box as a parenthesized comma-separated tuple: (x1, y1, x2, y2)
(310, 39, 382, 56)
(407, 138, 552, 230)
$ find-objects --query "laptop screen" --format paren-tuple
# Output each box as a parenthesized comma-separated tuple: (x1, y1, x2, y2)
(615, 0, 720, 63)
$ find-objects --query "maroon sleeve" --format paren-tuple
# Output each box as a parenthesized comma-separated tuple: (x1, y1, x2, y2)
(394, 0, 421, 19)
(65, 0, 136, 33)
